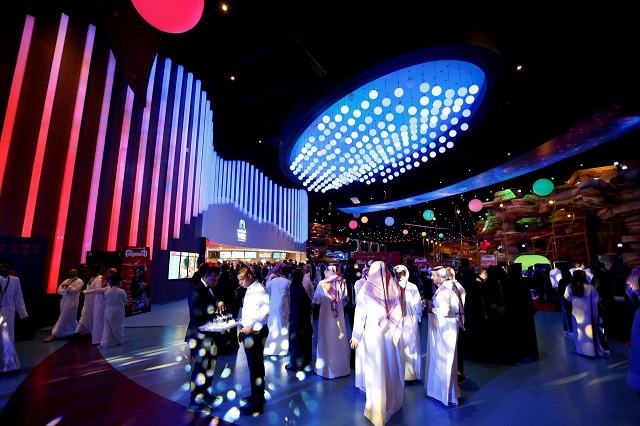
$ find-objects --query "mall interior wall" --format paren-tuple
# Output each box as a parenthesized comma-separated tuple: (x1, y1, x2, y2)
(0, 9, 306, 329)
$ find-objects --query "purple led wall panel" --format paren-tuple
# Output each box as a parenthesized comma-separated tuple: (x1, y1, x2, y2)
(107, 86, 134, 251)
(23, 14, 68, 237)
(173, 72, 193, 238)
(146, 58, 172, 258)
(48, 23, 95, 293)
(82, 52, 116, 261)
(0, 15, 34, 196)
(160, 65, 183, 250)
(185, 79, 201, 224)
(129, 56, 157, 245)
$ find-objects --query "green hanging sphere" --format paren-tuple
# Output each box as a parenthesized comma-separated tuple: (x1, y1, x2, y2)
(533, 178, 554, 196)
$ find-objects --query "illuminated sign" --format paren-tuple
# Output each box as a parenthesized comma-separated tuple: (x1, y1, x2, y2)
(237, 219, 247, 242)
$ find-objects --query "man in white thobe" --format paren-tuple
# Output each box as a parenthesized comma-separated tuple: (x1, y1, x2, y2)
(43, 268, 84, 342)
(395, 264, 424, 383)
(0, 258, 29, 373)
(351, 261, 405, 426)
(264, 264, 291, 356)
(424, 265, 461, 406)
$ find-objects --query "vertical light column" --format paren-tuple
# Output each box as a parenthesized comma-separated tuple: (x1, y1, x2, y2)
(22, 13, 69, 236)
(82, 52, 116, 261)
(107, 86, 134, 251)
(173, 72, 193, 238)
(268, 180, 273, 224)
(192, 100, 205, 215)
(233, 161, 239, 209)
(253, 168, 259, 220)
(258, 172, 264, 223)
(184, 80, 201, 223)
(160, 65, 184, 250)
(48, 24, 95, 293)
(249, 164, 255, 219)
(278, 185, 283, 231)
(221, 159, 228, 205)
(145, 58, 172, 258)
(0, 15, 34, 196)
(128, 56, 157, 245)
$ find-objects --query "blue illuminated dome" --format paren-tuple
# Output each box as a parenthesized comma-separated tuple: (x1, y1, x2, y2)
(281, 45, 505, 194)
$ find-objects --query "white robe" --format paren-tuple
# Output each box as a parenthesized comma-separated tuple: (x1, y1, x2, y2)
(99, 286, 127, 348)
(51, 277, 84, 338)
(351, 284, 404, 426)
(564, 283, 609, 357)
(313, 282, 350, 379)
(0, 275, 27, 373)
(401, 281, 424, 381)
(425, 280, 461, 406)
(353, 277, 367, 390)
(264, 276, 290, 355)
(75, 275, 101, 335)
(90, 283, 110, 345)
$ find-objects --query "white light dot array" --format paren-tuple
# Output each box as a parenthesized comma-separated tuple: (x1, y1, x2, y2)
(288, 59, 486, 193)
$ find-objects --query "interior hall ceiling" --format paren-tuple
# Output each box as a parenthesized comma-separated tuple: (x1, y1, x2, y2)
(10, 1, 640, 241)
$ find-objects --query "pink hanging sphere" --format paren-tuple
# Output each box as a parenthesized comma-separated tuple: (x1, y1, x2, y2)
(468, 198, 483, 212)
(349, 220, 358, 229)
(131, 0, 204, 34)
(402, 229, 409, 235)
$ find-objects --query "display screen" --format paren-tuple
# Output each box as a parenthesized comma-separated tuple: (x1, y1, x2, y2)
(272, 252, 281, 259)
(168, 251, 200, 280)
(232, 251, 245, 258)
(244, 251, 257, 259)
(220, 251, 232, 259)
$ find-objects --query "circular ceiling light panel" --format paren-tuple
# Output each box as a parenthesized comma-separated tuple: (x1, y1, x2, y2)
(281, 45, 505, 194)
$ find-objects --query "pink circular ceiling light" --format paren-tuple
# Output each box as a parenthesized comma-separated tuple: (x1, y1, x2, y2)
(468, 198, 483, 212)
(131, 0, 204, 34)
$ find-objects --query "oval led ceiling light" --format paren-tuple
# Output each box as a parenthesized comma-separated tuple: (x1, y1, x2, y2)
(282, 46, 504, 194)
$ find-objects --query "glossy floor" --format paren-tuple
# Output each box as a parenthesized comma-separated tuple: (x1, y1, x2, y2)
(2, 300, 639, 426)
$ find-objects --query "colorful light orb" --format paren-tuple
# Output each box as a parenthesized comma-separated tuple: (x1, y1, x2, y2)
(468, 198, 483, 212)
(353, 213, 361, 218)
(438, 233, 444, 238)
(423, 209, 435, 221)
(131, 0, 204, 34)
(361, 216, 368, 223)
(402, 229, 409, 235)
(385, 216, 395, 226)
(349, 220, 358, 229)
(533, 178, 554, 196)
(421, 231, 427, 237)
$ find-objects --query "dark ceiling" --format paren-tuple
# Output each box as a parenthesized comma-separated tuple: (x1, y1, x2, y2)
(12, 1, 640, 247)
(154, 2, 640, 239)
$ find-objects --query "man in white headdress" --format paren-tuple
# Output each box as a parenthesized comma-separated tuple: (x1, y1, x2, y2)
(394, 264, 424, 384)
(424, 265, 462, 406)
(350, 261, 405, 426)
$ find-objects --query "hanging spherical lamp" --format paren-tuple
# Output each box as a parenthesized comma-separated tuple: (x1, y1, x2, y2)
(533, 178, 554, 196)
(468, 198, 483, 212)
(131, 0, 204, 34)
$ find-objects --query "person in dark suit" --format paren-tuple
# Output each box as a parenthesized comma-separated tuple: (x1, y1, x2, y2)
(185, 265, 224, 413)
(286, 268, 313, 371)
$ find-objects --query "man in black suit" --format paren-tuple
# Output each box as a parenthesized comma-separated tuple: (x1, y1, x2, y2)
(185, 265, 224, 413)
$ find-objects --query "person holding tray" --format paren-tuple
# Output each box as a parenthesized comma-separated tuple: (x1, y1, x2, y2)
(185, 265, 225, 413)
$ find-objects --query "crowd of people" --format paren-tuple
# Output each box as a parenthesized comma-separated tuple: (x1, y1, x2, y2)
(43, 264, 127, 348)
(3, 254, 640, 424)
(180, 255, 640, 424)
